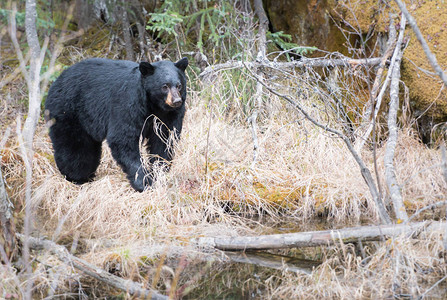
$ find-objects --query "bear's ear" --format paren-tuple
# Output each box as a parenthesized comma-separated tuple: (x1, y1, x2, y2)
(174, 57, 188, 72)
(139, 62, 155, 76)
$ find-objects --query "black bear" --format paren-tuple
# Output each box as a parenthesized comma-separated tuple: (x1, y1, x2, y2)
(45, 57, 188, 192)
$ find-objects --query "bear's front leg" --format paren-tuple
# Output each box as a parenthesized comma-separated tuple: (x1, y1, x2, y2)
(107, 133, 151, 192)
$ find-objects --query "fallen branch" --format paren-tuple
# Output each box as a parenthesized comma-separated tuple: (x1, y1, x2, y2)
(200, 56, 382, 78)
(17, 234, 168, 300)
(385, 14, 409, 222)
(195, 221, 444, 251)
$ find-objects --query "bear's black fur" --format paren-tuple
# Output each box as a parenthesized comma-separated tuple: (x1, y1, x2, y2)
(45, 57, 188, 192)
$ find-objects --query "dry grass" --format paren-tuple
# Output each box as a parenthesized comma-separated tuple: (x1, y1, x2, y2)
(266, 228, 447, 299)
(1, 69, 446, 298)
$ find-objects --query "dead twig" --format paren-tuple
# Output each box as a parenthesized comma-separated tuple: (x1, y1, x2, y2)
(407, 200, 447, 222)
(419, 274, 447, 299)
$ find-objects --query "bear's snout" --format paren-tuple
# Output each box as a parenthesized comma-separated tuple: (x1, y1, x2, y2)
(165, 87, 183, 108)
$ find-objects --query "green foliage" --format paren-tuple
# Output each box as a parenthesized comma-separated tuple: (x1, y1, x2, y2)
(0, 9, 25, 26)
(267, 31, 317, 59)
(36, 15, 55, 30)
(147, 1, 238, 55)
(147, 1, 317, 65)
(0, 8, 55, 30)
(146, 1, 183, 38)
(183, 4, 232, 52)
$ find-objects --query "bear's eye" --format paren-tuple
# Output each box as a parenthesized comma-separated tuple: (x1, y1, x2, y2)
(177, 83, 182, 90)
(162, 84, 169, 92)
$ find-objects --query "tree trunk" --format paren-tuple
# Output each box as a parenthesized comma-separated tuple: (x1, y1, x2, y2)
(23, 0, 42, 151)
(121, 1, 135, 61)
(22, 1, 42, 296)
(248, 0, 268, 167)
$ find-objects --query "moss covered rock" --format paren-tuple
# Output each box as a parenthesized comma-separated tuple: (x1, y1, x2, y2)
(400, 2, 447, 141)
(263, 0, 447, 141)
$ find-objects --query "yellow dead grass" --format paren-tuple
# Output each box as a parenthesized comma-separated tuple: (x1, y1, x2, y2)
(2, 87, 445, 242)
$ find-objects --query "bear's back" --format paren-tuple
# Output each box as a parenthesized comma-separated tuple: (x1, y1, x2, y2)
(46, 58, 142, 142)
(47, 58, 140, 108)
(63, 58, 138, 88)
(75, 58, 138, 74)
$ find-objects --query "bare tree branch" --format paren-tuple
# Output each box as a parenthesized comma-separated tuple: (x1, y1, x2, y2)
(440, 145, 447, 251)
(393, 0, 447, 86)
(355, 17, 397, 152)
(16, 234, 168, 300)
(16, 116, 34, 298)
(419, 274, 447, 299)
(41, 4, 75, 95)
(244, 66, 391, 224)
(407, 200, 447, 222)
(200, 56, 383, 79)
(9, 4, 30, 85)
(224, 251, 318, 274)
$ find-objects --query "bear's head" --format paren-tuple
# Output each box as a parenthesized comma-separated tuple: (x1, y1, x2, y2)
(139, 58, 188, 112)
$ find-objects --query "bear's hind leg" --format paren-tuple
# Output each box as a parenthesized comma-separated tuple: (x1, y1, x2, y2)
(50, 121, 102, 184)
